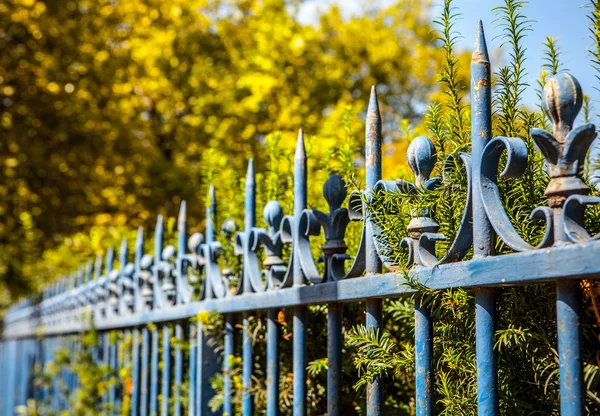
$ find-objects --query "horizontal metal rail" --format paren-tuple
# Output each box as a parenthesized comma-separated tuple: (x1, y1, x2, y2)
(4, 240, 600, 339)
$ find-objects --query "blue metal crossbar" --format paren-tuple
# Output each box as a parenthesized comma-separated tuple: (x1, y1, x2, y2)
(2, 22, 599, 416)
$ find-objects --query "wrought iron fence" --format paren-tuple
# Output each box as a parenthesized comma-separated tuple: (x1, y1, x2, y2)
(1, 22, 599, 416)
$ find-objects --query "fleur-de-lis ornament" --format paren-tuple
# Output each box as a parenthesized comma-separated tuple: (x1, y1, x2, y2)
(159, 244, 177, 305)
(139, 253, 154, 310)
(532, 73, 597, 207)
(252, 200, 286, 288)
(400, 136, 443, 267)
(312, 174, 351, 281)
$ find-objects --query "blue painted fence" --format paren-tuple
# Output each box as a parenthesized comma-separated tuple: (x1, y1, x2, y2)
(1, 22, 599, 416)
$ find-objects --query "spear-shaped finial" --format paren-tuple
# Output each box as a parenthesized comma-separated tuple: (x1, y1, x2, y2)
(105, 247, 114, 274)
(294, 129, 307, 215)
(178, 200, 187, 257)
(77, 266, 84, 287)
(94, 253, 103, 279)
(135, 227, 144, 269)
(293, 129, 308, 287)
(119, 238, 128, 268)
(206, 184, 216, 243)
(366, 86, 382, 190)
(472, 20, 490, 65)
(245, 159, 256, 230)
(85, 260, 93, 283)
(155, 215, 163, 263)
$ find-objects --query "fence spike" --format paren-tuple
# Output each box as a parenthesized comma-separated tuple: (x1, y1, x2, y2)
(94, 253, 103, 280)
(293, 128, 308, 416)
(105, 247, 114, 273)
(471, 20, 499, 416)
(365, 85, 383, 416)
(85, 260, 93, 284)
(119, 238, 128, 268)
(178, 201, 187, 258)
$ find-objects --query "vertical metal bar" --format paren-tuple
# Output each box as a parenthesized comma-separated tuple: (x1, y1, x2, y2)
(174, 202, 186, 416)
(196, 323, 203, 415)
(51, 337, 59, 411)
(108, 337, 117, 411)
(556, 279, 584, 414)
(161, 325, 172, 416)
(199, 322, 205, 416)
(242, 160, 256, 416)
(293, 130, 308, 416)
(242, 312, 253, 415)
(327, 303, 342, 416)
(223, 315, 235, 416)
(266, 309, 280, 416)
(15, 339, 23, 410)
(140, 327, 150, 416)
(415, 297, 433, 416)
(131, 328, 140, 416)
(365, 86, 383, 415)
(149, 327, 159, 416)
(135, 227, 144, 316)
(103, 332, 110, 414)
(188, 322, 197, 416)
(201, 184, 219, 416)
(6, 340, 16, 416)
(174, 323, 183, 416)
(0, 341, 4, 415)
(471, 21, 499, 416)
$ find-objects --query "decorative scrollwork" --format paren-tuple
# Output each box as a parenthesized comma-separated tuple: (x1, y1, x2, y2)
(479, 136, 554, 251)
(480, 72, 597, 249)
(374, 136, 472, 268)
(248, 201, 286, 289)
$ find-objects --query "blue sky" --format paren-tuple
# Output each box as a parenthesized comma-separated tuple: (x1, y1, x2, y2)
(298, 0, 597, 116)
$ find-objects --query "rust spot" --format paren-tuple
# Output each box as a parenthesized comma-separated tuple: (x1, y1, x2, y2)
(471, 51, 490, 65)
(474, 78, 488, 90)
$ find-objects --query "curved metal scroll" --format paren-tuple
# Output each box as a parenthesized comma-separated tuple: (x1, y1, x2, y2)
(479, 136, 553, 251)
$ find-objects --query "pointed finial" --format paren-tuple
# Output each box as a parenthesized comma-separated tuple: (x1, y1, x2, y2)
(295, 129, 306, 160)
(366, 86, 382, 189)
(209, 184, 216, 206)
(84, 260, 92, 283)
(245, 159, 256, 229)
(472, 20, 490, 64)
(155, 215, 163, 235)
(294, 128, 308, 217)
(119, 238, 128, 267)
(323, 174, 347, 212)
(178, 200, 187, 256)
(407, 136, 436, 189)
(178, 200, 187, 228)
(94, 253, 103, 279)
(135, 226, 144, 267)
(206, 184, 216, 243)
(105, 247, 114, 273)
(155, 215, 164, 260)
(246, 159, 255, 184)
(367, 86, 381, 121)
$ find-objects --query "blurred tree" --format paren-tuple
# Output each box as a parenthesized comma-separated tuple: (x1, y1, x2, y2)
(0, 0, 443, 305)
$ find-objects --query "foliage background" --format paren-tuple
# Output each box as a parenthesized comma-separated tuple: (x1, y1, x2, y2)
(0, 0, 457, 307)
